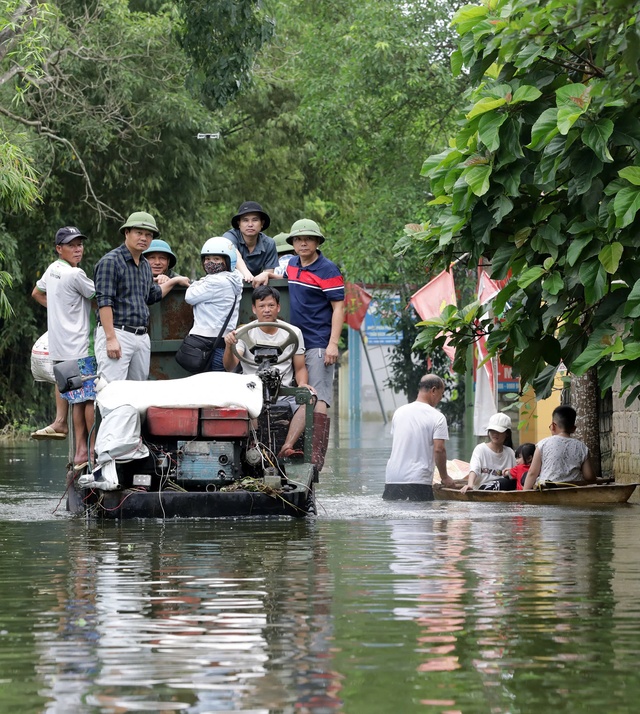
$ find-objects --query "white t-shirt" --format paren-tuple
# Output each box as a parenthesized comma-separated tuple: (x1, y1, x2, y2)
(536, 435, 589, 483)
(36, 259, 95, 361)
(185, 270, 243, 338)
(469, 442, 516, 488)
(236, 320, 305, 386)
(384, 401, 449, 485)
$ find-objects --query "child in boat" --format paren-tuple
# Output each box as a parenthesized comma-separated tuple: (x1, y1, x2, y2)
(522, 406, 596, 490)
(461, 412, 516, 492)
(508, 442, 535, 491)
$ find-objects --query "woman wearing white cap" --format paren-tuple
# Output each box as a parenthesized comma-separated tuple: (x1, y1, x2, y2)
(461, 413, 516, 492)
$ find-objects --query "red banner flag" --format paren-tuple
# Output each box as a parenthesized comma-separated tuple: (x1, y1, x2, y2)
(410, 271, 457, 363)
(344, 282, 373, 331)
(410, 270, 456, 321)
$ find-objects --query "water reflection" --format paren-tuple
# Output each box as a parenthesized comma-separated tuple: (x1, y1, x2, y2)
(1, 425, 640, 713)
(33, 521, 343, 713)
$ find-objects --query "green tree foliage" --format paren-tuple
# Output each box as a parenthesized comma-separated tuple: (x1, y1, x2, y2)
(177, 0, 274, 109)
(283, 0, 467, 284)
(409, 0, 640, 404)
(0, 0, 265, 427)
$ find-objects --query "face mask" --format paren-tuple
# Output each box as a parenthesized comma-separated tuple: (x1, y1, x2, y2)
(203, 259, 226, 275)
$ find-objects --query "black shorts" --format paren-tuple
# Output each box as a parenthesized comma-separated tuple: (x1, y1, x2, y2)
(478, 477, 516, 491)
(382, 484, 434, 501)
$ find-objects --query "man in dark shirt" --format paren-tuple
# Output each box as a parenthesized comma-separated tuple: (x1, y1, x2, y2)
(285, 219, 345, 414)
(223, 201, 278, 286)
(94, 211, 188, 382)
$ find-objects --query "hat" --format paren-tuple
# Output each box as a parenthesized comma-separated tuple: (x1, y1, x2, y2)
(231, 201, 271, 231)
(273, 232, 293, 254)
(287, 218, 325, 245)
(487, 413, 512, 433)
(119, 211, 160, 237)
(55, 226, 87, 245)
(143, 239, 177, 270)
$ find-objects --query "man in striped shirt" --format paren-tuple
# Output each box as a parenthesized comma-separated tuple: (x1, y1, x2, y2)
(285, 219, 345, 414)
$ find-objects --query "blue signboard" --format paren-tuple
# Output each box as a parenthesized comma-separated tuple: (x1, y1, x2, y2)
(363, 298, 402, 346)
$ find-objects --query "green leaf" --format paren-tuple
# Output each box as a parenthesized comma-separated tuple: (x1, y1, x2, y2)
(571, 332, 621, 375)
(555, 84, 591, 135)
(579, 259, 607, 304)
(598, 242, 623, 274)
(478, 111, 508, 152)
(567, 236, 593, 266)
(451, 4, 488, 34)
(618, 166, 640, 186)
(611, 341, 640, 362)
(467, 96, 507, 120)
(624, 278, 640, 318)
(556, 83, 591, 111)
(613, 186, 640, 228)
(528, 108, 559, 150)
(542, 271, 564, 295)
(517, 265, 546, 289)
(582, 119, 614, 162)
(540, 336, 562, 366)
(463, 164, 492, 196)
(511, 85, 542, 104)
(451, 49, 463, 76)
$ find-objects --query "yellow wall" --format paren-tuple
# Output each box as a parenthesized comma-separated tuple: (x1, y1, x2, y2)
(518, 378, 562, 445)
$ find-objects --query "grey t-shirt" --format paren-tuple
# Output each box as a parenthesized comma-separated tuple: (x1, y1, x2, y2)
(36, 259, 95, 360)
(537, 435, 589, 483)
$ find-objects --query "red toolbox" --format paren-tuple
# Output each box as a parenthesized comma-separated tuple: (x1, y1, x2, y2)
(200, 407, 250, 438)
(146, 407, 199, 437)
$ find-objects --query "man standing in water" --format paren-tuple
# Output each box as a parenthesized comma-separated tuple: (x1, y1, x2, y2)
(383, 374, 456, 501)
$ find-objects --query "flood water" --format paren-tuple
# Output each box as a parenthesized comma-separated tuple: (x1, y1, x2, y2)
(1, 422, 640, 713)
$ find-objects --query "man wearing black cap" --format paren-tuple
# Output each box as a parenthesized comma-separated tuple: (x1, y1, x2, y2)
(31, 226, 96, 467)
(223, 201, 278, 286)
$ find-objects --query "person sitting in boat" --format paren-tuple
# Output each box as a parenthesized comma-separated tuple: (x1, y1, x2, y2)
(383, 374, 457, 501)
(508, 442, 535, 491)
(522, 406, 596, 490)
(461, 412, 516, 492)
(184, 237, 243, 372)
(142, 239, 186, 285)
(222, 285, 315, 457)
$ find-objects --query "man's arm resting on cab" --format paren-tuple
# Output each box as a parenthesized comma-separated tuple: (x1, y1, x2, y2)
(159, 275, 190, 296)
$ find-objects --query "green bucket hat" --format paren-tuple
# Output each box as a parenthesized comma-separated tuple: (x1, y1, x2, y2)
(143, 239, 177, 269)
(287, 218, 325, 245)
(119, 211, 160, 237)
(273, 232, 293, 254)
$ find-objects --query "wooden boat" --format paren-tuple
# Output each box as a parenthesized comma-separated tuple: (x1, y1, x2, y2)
(433, 482, 638, 505)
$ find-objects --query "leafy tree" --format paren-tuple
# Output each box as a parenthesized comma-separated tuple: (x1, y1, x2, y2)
(0, 0, 264, 428)
(409, 0, 640, 410)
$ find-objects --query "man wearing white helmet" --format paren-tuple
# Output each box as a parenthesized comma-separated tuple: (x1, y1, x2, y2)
(285, 219, 345, 414)
(184, 237, 243, 371)
(94, 211, 189, 382)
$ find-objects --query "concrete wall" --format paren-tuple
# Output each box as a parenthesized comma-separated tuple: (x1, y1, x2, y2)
(608, 373, 640, 484)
